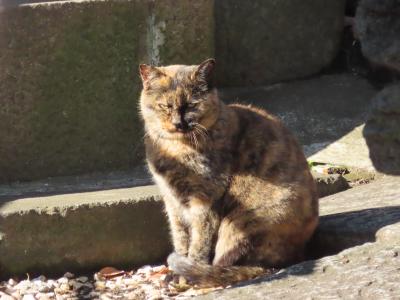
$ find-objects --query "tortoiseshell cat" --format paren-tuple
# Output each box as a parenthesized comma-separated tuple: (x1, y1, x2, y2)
(139, 59, 318, 286)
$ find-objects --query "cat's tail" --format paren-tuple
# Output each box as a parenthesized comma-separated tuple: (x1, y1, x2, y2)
(167, 253, 275, 287)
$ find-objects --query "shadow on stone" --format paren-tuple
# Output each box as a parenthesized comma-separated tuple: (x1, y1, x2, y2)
(219, 74, 377, 157)
(308, 205, 400, 259)
(226, 205, 400, 290)
(363, 84, 400, 175)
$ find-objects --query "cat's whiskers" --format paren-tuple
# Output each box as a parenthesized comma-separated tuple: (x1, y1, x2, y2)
(151, 133, 162, 147)
(193, 127, 207, 145)
(196, 123, 209, 136)
(193, 125, 208, 142)
(192, 131, 199, 150)
(187, 132, 195, 149)
(142, 132, 149, 140)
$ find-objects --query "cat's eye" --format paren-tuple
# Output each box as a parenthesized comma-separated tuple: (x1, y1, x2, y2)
(158, 103, 172, 110)
(187, 102, 198, 108)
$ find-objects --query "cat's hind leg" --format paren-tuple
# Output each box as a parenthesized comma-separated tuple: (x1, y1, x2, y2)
(212, 217, 251, 266)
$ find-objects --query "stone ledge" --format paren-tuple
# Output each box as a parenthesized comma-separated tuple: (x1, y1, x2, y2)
(198, 175, 400, 299)
(199, 242, 400, 299)
(1, 175, 397, 280)
(312, 171, 349, 198)
(309, 175, 400, 258)
(0, 185, 170, 279)
(19, 0, 109, 7)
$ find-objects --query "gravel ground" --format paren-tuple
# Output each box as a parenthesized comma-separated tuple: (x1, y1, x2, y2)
(0, 265, 223, 300)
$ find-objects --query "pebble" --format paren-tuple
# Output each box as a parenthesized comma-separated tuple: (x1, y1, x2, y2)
(75, 276, 88, 283)
(11, 291, 22, 300)
(35, 292, 54, 300)
(95, 281, 106, 291)
(0, 291, 15, 300)
(0, 264, 222, 299)
(46, 280, 56, 289)
(105, 281, 117, 290)
(62, 273, 74, 279)
(37, 286, 49, 293)
(70, 281, 83, 290)
(8, 279, 17, 286)
(56, 278, 68, 285)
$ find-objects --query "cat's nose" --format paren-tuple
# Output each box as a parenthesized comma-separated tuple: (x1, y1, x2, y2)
(173, 121, 188, 131)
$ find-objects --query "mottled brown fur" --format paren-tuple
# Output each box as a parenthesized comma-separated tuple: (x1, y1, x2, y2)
(139, 59, 318, 286)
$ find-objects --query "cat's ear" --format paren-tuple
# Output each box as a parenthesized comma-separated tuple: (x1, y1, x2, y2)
(139, 64, 164, 90)
(194, 58, 216, 83)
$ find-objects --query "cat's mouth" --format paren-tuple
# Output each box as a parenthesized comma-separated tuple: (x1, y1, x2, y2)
(168, 129, 193, 137)
(168, 125, 195, 135)
(163, 128, 200, 141)
(162, 129, 189, 138)
(163, 123, 208, 141)
(175, 127, 193, 134)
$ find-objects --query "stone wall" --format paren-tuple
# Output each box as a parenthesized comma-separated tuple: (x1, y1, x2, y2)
(0, 0, 214, 183)
(0, 0, 345, 182)
(215, 0, 345, 86)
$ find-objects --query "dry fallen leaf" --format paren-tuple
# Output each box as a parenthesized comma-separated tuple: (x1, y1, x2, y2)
(97, 267, 126, 280)
(151, 265, 170, 275)
(149, 266, 171, 280)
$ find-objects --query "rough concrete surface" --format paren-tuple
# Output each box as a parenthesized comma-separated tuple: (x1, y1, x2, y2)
(311, 175, 400, 257)
(0, 0, 214, 183)
(0, 185, 171, 278)
(198, 176, 400, 299)
(0, 174, 395, 280)
(215, 0, 346, 86)
(312, 172, 349, 198)
(364, 83, 400, 175)
(355, 0, 400, 71)
(219, 73, 377, 148)
(199, 242, 400, 300)
(306, 124, 375, 171)
(0, 165, 152, 201)
(0, 167, 344, 203)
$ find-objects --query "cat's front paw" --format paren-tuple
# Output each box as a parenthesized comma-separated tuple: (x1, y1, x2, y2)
(167, 252, 191, 274)
(173, 247, 188, 258)
(188, 252, 210, 264)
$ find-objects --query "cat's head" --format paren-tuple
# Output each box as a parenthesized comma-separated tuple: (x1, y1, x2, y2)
(139, 59, 220, 141)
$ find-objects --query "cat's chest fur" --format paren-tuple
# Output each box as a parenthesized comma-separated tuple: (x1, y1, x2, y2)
(147, 140, 228, 203)
(151, 144, 213, 176)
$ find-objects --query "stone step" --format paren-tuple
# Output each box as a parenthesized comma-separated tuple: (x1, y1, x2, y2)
(198, 175, 400, 299)
(311, 175, 400, 257)
(1, 172, 395, 279)
(0, 184, 169, 279)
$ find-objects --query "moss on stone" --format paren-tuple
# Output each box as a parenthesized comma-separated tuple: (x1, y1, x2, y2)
(153, 0, 214, 65)
(30, 1, 146, 179)
(0, 0, 214, 182)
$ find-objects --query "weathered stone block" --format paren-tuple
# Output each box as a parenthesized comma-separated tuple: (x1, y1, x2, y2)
(0, 185, 170, 278)
(363, 84, 400, 175)
(0, 0, 214, 183)
(312, 172, 349, 198)
(355, 0, 400, 71)
(215, 0, 346, 86)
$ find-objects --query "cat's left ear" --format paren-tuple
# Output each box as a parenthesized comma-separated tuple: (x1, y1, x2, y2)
(139, 64, 164, 90)
(194, 58, 216, 83)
